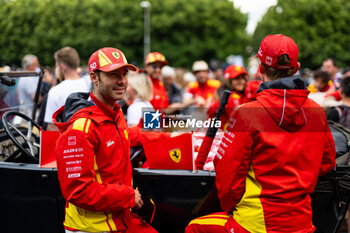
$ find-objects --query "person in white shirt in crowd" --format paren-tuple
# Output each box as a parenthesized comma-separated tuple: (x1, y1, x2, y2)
(17, 54, 40, 115)
(44, 47, 91, 131)
(126, 72, 154, 127)
(162, 65, 183, 105)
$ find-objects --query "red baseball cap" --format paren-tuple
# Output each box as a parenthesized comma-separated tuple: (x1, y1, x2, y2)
(88, 47, 137, 73)
(224, 65, 248, 80)
(145, 52, 168, 65)
(256, 34, 299, 70)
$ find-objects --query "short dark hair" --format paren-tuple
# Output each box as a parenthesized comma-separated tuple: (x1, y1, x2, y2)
(262, 54, 295, 80)
(94, 70, 101, 81)
(342, 67, 350, 75)
(340, 76, 350, 97)
(221, 74, 246, 91)
(324, 58, 337, 67)
(313, 70, 330, 84)
(54, 47, 80, 70)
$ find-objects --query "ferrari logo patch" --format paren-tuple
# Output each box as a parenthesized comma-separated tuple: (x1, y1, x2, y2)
(169, 149, 181, 163)
(112, 51, 120, 60)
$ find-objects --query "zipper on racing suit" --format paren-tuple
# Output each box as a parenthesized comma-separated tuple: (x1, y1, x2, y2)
(113, 116, 129, 229)
(114, 116, 126, 156)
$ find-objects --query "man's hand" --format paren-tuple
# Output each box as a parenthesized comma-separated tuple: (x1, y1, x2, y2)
(134, 189, 144, 209)
(195, 96, 207, 108)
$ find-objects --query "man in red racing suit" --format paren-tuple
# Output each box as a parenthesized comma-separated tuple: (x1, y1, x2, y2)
(185, 34, 336, 233)
(54, 47, 168, 233)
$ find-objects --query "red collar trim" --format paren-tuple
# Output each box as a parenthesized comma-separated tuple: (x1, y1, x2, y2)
(90, 92, 120, 119)
(150, 76, 161, 85)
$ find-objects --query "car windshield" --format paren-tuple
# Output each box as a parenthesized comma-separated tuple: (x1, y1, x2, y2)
(0, 71, 42, 128)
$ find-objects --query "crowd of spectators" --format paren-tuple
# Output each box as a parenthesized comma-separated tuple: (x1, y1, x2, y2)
(0, 37, 347, 232)
(1, 51, 349, 132)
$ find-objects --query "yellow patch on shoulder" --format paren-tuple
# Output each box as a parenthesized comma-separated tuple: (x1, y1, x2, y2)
(207, 79, 221, 88)
(232, 93, 241, 99)
(72, 118, 91, 133)
(188, 82, 198, 89)
(207, 93, 213, 98)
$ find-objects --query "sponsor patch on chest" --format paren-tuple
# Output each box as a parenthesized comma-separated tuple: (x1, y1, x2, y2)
(68, 136, 76, 146)
(106, 140, 115, 148)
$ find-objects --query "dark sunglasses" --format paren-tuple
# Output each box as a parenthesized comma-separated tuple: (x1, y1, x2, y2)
(151, 64, 163, 69)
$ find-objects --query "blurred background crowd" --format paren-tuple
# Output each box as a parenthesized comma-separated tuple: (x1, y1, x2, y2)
(1, 0, 350, 231)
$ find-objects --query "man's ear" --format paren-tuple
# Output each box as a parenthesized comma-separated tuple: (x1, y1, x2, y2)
(293, 62, 301, 74)
(90, 72, 98, 86)
(259, 63, 269, 82)
(59, 63, 67, 73)
(259, 62, 265, 75)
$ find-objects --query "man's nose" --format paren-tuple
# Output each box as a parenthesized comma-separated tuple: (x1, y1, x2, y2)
(117, 75, 128, 85)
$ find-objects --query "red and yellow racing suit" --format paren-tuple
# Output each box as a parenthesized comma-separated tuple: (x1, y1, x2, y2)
(186, 79, 220, 105)
(54, 92, 168, 232)
(149, 76, 169, 111)
(187, 76, 336, 233)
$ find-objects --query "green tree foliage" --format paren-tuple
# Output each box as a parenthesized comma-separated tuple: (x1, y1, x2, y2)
(0, 0, 41, 65)
(150, 0, 249, 67)
(0, 0, 249, 69)
(253, 0, 350, 69)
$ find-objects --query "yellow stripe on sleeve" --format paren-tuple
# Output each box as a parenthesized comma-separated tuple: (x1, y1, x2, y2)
(124, 130, 128, 140)
(106, 212, 117, 231)
(188, 217, 228, 227)
(196, 214, 230, 220)
(93, 155, 102, 184)
(85, 119, 91, 133)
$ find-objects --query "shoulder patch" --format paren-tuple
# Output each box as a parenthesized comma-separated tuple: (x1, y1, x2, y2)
(207, 79, 221, 88)
(232, 93, 241, 99)
(188, 82, 198, 89)
(72, 118, 91, 134)
(207, 93, 213, 98)
(307, 83, 317, 93)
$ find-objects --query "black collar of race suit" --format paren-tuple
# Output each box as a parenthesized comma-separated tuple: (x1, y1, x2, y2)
(257, 75, 307, 93)
(59, 92, 94, 123)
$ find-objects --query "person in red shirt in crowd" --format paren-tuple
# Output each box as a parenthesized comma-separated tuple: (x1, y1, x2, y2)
(183, 60, 220, 109)
(185, 34, 336, 233)
(207, 65, 248, 123)
(144, 52, 169, 111)
(54, 47, 169, 233)
(208, 65, 261, 127)
(323, 58, 341, 91)
(323, 58, 343, 101)
(308, 70, 332, 93)
(244, 71, 262, 102)
(223, 65, 248, 108)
